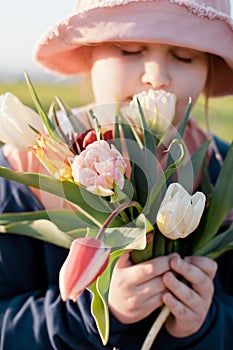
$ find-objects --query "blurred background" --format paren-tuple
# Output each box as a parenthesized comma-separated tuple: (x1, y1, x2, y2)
(0, 0, 233, 142)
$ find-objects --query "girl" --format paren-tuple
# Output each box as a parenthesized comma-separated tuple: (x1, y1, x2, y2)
(0, 0, 233, 349)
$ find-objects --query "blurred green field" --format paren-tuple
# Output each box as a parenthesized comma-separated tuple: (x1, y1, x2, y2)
(0, 80, 232, 142)
(0, 79, 93, 111)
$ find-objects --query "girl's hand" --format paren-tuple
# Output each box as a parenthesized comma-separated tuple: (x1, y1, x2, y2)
(108, 252, 176, 324)
(162, 254, 218, 338)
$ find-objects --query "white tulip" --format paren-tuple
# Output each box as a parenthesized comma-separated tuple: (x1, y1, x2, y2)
(0, 92, 44, 150)
(156, 183, 206, 239)
(130, 89, 176, 136)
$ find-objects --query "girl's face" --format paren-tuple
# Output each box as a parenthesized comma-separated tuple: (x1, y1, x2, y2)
(90, 42, 209, 125)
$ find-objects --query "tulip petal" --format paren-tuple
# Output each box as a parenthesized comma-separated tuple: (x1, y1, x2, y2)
(130, 89, 176, 137)
(59, 238, 110, 301)
(71, 140, 127, 196)
(0, 92, 44, 150)
(157, 183, 206, 239)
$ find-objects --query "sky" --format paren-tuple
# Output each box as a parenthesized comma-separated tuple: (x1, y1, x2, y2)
(0, 0, 74, 81)
(1, 0, 233, 82)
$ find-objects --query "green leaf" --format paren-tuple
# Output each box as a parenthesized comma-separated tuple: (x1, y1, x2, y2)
(200, 158, 212, 198)
(194, 223, 233, 259)
(176, 98, 192, 138)
(88, 250, 124, 345)
(134, 99, 158, 194)
(135, 97, 157, 154)
(153, 229, 167, 257)
(143, 139, 186, 224)
(120, 116, 157, 205)
(130, 232, 154, 263)
(0, 166, 121, 227)
(86, 213, 152, 252)
(110, 182, 129, 204)
(24, 70, 61, 142)
(0, 209, 93, 231)
(54, 96, 85, 133)
(179, 140, 210, 193)
(121, 114, 144, 149)
(166, 98, 192, 184)
(114, 115, 122, 153)
(48, 101, 68, 144)
(0, 219, 73, 248)
(88, 214, 154, 345)
(195, 141, 233, 249)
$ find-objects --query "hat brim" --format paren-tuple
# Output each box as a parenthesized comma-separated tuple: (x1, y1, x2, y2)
(35, 1, 233, 96)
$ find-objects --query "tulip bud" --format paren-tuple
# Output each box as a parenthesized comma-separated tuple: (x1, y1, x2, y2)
(0, 92, 44, 150)
(156, 183, 206, 239)
(59, 238, 110, 301)
(130, 89, 176, 137)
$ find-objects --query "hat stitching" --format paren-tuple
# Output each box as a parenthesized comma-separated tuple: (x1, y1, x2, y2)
(76, 0, 233, 29)
(170, 0, 233, 29)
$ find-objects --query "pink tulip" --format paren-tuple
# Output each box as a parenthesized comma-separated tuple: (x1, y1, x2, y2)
(71, 140, 127, 196)
(59, 237, 110, 302)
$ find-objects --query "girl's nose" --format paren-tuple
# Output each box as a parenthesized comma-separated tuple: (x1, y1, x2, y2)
(141, 61, 170, 89)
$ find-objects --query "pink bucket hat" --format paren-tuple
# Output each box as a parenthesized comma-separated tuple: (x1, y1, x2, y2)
(35, 0, 233, 96)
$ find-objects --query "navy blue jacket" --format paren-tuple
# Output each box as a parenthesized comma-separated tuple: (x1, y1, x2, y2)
(0, 138, 232, 350)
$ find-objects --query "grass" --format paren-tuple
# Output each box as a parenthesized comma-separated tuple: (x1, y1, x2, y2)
(0, 80, 232, 143)
(0, 79, 93, 111)
(192, 95, 233, 143)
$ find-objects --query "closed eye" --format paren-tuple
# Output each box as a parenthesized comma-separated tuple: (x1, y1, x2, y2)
(121, 49, 143, 56)
(172, 53, 192, 63)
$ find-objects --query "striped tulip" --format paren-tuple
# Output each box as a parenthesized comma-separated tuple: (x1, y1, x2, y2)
(30, 133, 74, 180)
(59, 237, 110, 301)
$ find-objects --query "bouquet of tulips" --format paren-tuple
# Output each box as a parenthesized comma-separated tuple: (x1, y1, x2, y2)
(0, 72, 233, 349)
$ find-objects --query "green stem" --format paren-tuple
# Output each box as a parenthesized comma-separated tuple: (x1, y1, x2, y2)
(118, 209, 130, 223)
(153, 230, 166, 257)
(166, 240, 174, 254)
(96, 201, 142, 240)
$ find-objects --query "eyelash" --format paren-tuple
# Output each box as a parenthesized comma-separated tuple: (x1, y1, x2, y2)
(120, 48, 193, 63)
(172, 53, 192, 63)
(121, 49, 143, 56)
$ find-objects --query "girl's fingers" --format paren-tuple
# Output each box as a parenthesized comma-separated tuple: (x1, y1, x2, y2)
(137, 276, 166, 301)
(116, 252, 132, 268)
(135, 253, 178, 284)
(184, 255, 218, 280)
(168, 255, 216, 299)
(162, 291, 191, 318)
(162, 271, 202, 312)
(116, 252, 177, 285)
(162, 292, 203, 336)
